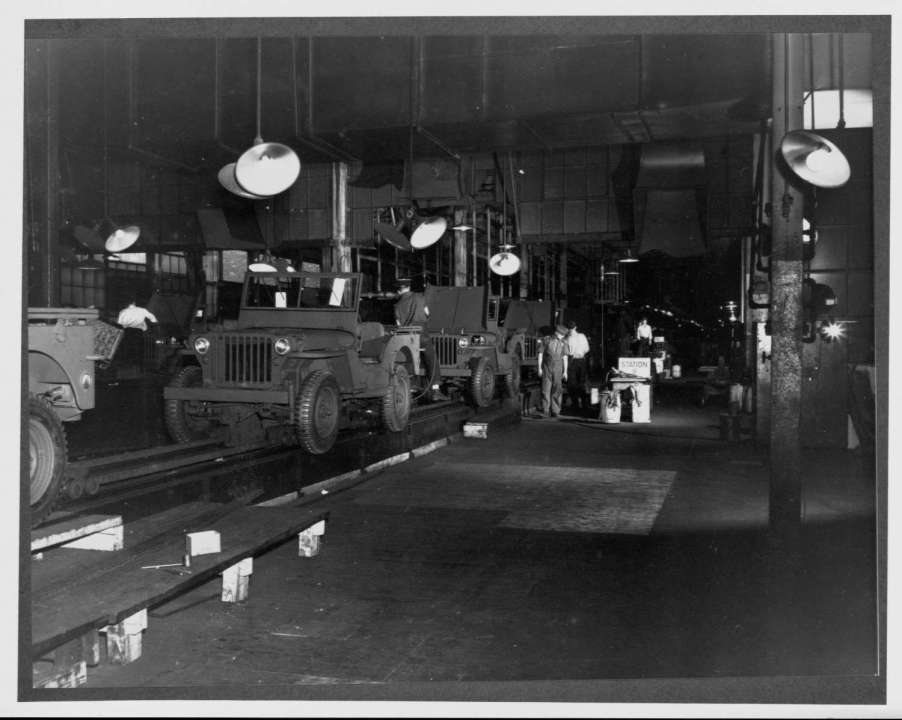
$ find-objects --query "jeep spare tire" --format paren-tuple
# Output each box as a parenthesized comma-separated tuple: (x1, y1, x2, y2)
(382, 364, 411, 432)
(504, 351, 522, 398)
(164, 365, 215, 443)
(295, 370, 342, 454)
(29, 394, 66, 526)
(469, 356, 496, 408)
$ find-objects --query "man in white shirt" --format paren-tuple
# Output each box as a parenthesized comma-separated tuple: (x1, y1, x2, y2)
(565, 320, 590, 414)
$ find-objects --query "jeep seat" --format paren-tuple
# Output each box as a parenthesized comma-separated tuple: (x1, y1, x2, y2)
(358, 321, 388, 360)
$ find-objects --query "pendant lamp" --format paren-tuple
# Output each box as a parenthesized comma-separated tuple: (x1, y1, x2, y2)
(220, 38, 301, 199)
(780, 130, 850, 189)
(618, 248, 639, 263)
(489, 244, 521, 276)
(410, 216, 448, 250)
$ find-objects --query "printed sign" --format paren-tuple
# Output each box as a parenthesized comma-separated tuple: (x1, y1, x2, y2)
(618, 356, 652, 377)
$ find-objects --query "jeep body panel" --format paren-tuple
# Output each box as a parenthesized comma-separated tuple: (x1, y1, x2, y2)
(28, 308, 106, 421)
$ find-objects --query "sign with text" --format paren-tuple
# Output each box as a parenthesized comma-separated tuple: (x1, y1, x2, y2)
(618, 357, 652, 378)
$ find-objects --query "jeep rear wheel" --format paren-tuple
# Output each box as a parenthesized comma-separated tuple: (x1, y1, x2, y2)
(294, 370, 341, 455)
(382, 364, 411, 432)
(469, 356, 496, 408)
(164, 365, 214, 443)
(504, 351, 522, 398)
(29, 394, 66, 527)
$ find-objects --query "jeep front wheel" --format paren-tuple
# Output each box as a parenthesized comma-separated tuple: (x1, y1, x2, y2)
(29, 394, 66, 526)
(164, 365, 214, 443)
(294, 370, 341, 454)
(382, 364, 411, 432)
(469, 356, 496, 408)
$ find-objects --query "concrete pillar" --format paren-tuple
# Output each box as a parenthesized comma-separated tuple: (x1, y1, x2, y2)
(768, 33, 806, 542)
(330, 162, 352, 272)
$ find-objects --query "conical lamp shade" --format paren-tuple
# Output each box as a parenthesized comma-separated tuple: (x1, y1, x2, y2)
(375, 222, 412, 251)
(235, 141, 301, 197)
(104, 224, 141, 253)
(780, 130, 851, 188)
(489, 250, 521, 276)
(410, 216, 447, 250)
(219, 163, 271, 199)
(618, 248, 639, 263)
(72, 224, 106, 252)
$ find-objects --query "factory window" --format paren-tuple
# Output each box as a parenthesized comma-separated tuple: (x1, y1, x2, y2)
(59, 264, 105, 309)
(803, 89, 872, 130)
(156, 252, 190, 292)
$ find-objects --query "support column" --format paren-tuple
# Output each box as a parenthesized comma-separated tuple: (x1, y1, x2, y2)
(558, 245, 568, 306)
(768, 33, 805, 543)
(330, 161, 352, 272)
(453, 209, 468, 287)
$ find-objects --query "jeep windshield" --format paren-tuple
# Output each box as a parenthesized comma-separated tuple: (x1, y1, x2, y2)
(243, 273, 360, 311)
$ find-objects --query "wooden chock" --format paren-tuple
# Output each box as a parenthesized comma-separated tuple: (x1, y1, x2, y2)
(101, 608, 148, 665)
(221, 557, 253, 603)
(298, 520, 326, 558)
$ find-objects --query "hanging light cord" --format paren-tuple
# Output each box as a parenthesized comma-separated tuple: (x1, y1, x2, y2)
(837, 33, 846, 129)
(254, 37, 263, 144)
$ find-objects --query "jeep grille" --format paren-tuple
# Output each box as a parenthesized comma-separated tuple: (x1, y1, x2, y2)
(523, 336, 538, 360)
(210, 334, 273, 385)
(433, 335, 458, 366)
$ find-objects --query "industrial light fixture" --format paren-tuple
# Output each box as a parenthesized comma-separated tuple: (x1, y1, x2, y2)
(103, 222, 141, 253)
(618, 248, 639, 263)
(489, 243, 521, 276)
(819, 319, 844, 342)
(410, 216, 448, 250)
(452, 222, 474, 232)
(780, 130, 851, 189)
(375, 208, 412, 251)
(220, 38, 301, 199)
(248, 255, 295, 273)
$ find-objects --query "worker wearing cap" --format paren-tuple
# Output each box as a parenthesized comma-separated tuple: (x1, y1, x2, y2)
(536, 324, 569, 418)
(565, 320, 590, 414)
(394, 277, 438, 396)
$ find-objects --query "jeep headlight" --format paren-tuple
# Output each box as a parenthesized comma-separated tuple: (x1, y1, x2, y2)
(194, 337, 211, 355)
(457, 337, 469, 348)
(273, 337, 291, 355)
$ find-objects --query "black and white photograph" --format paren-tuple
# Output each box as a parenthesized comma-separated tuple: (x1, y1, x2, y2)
(10, 3, 896, 716)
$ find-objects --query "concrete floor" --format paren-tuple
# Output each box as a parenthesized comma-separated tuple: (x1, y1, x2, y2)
(73, 395, 880, 703)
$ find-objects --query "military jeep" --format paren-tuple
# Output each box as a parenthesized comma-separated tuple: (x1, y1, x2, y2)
(163, 270, 423, 455)
(425, 286, 524, 407)
(27, 308, 122, 524)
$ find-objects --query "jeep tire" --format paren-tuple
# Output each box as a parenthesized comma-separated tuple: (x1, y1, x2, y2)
(469, 356, 496, 408)
(29, 394, 66, 526)
(295, 370, 342, 455)
(504, 351, 522, 399)
(382, 364, 411, 433)
(164, 365, 214, 443)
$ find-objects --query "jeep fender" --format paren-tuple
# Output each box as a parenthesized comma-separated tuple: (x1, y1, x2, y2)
(383, 336, 421, 377)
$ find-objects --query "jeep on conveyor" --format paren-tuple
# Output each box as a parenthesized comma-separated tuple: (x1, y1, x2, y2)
(163, 270, 424, 455)
(27, 308, 122, 524)
(425, 285, 524, 407)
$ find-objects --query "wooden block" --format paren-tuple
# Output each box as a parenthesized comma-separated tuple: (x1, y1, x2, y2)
(34, 660, 86, 689)
(101, 609, 148, 664)
(32, 634, 93, 688)
(32, 515, 123, 553)
(463, 422, 488, 439)
(298, 520, 327, 558)
(186, 530, 221, 556)
(221, 557, 253, 603)
(62, 524, 124, 552)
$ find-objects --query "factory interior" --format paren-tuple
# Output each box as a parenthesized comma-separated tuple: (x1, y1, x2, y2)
(17, 13, 890, 713)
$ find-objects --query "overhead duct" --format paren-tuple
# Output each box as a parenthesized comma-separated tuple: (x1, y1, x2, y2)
(634, 143, 707, 257)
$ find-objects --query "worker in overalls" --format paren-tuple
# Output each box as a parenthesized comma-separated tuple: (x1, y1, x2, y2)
(536, 324, 569, 418)
(394, 277, 439, 399)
